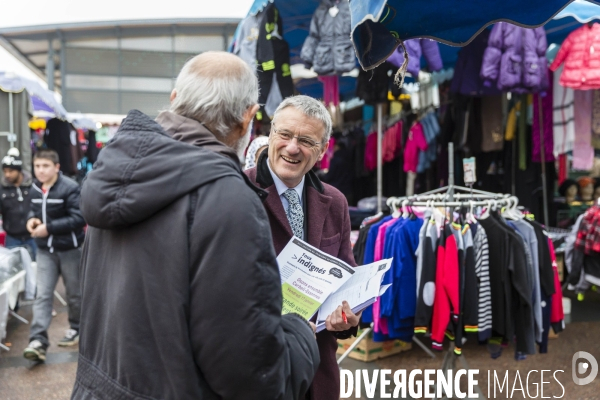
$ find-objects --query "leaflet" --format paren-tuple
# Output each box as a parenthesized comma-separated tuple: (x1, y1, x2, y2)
(316, 258, 392, 332)
(277, 237, 355, 320)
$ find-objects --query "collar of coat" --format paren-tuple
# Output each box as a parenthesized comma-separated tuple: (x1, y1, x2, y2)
(255, 150, 324, 194)
(155, 111, 269, 201)
(155, 111, 240, 165)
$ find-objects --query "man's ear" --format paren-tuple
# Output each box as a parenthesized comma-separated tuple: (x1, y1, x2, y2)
(317, 138, 330, 162)
(239, 104, 260, 137)
(170, 89, 177, 103)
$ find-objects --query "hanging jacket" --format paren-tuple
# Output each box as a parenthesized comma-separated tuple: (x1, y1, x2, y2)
(414, 217, 438, 334)
(473, 223, 492, 341)
(532, 72, 555, 163)
(300, 0, 355, 75)
(431, 225, 460, 351)
(356, 62, 395, 105)
(233, 13, 260, 68)
(255, 3, 294, 119)
(403, 123, 428, 173)
(550, 23, 600, 90)
(387, 39, 443, 77)
(451, 30, 501, 96)
(480, 23, 548, 93)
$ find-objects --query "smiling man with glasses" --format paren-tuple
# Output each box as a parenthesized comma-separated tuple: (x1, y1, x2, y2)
(246, 95, 360, 400)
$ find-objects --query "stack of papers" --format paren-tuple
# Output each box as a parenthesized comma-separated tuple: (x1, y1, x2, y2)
(276, 237, 392, 332)
(316, 260, 391, 332)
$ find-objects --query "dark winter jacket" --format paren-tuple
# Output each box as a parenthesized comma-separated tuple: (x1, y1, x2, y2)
(450, 30, 501, 96)
(301, 0, 355, 75)
(71, 110, 320, 400)
(480, 23, 548, 93)
(0, 171, 33, 239)
(387, 39, 443, 77)
(28, 174, 85, 252)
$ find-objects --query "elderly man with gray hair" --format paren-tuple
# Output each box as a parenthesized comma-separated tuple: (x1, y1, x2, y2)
(246, 95, 360, 400)
(71, 52, 319, 400)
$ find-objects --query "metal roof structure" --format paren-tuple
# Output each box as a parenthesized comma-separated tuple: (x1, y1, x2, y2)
(0, 18, 240, 116)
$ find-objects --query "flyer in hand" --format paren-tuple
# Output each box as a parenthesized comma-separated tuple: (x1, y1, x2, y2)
(277, 237, 355, 320)
(277, 237, 393, 325)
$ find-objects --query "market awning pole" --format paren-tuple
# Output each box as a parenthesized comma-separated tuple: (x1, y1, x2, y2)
(448, 142, 454, 202)
(8, 92, 15, 148)
(377, 103, 383, 213)
(538, 96, 550, 227)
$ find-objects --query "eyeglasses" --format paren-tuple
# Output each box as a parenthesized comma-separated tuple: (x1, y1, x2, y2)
(272, 128, 323, 149)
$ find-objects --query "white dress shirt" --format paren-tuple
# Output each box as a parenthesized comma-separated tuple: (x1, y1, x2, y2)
(267, 157, 305, 213)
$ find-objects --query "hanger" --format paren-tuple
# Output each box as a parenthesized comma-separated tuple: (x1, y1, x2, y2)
(390, 198, 401, 218)
(480, 200, 492, 220)
(401, 199, 410, 219)
(468, 200, 477, 224)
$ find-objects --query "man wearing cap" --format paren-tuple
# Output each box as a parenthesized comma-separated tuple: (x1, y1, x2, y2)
(0, 149, 36, 259)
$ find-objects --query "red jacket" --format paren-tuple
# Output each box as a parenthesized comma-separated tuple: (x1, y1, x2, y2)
(245, 152, 356, 400)
(431, 225, 460, 352)
(550, 23, 600, 90)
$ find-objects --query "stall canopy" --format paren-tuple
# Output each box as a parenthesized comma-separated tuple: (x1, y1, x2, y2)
(0, 72, 67, 120)
(349, 0, 597, 70)
(545, 0, 600, 44)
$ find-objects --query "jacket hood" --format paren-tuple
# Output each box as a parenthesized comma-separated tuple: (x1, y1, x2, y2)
(1, 170, 32, 187)
(81, 110, 241, 229)
(155, 111, 240, 163)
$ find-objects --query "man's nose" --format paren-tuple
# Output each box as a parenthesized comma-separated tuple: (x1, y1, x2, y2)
(285, 138, 301, 154)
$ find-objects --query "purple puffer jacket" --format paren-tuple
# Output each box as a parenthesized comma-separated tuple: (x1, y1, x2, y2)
(480, 22, 549, 93)
(387, 39, 443, 77)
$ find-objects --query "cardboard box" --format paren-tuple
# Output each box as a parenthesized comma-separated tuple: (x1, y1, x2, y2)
(337, 329, 412, 362)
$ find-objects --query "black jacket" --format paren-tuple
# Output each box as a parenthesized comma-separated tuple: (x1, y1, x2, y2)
(0, 171, 33, 238)
(29, 174, 85, 252)
(71, 110, 319, 400)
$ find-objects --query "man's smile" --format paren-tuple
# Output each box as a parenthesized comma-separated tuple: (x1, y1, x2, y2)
(281, 155, 300, 164)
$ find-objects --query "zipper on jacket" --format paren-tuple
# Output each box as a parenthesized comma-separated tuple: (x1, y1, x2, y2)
(71, 231, 78, 248)
(33, 183, 54, 252)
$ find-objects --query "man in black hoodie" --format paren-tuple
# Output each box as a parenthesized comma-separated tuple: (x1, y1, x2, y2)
(0, 148, 36, 259)
(70, 52, 319, 400)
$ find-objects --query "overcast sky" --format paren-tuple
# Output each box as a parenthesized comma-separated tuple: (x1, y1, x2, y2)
(0, 0, 253, 28)
(0, 0, 254, 88)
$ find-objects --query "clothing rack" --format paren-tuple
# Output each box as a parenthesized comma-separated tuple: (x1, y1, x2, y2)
(340, 144, 502, 400)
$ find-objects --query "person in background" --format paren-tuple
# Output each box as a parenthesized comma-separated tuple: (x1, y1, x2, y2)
(23, 149, 86, 362)
(0, 148, 36, 259)
(244, 135, 269, 170)
(245, 95, 360, 400)
(319, 135, 355, 205)
(71, 52, 319, 400)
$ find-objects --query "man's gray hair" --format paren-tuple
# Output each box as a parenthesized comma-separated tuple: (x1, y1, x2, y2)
(170, 52, 258, 138)
(272, 95, 332, 143)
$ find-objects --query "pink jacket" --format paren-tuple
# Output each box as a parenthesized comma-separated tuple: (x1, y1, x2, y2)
(550, 23, 600, 90)
(404, 123, 427, 173)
